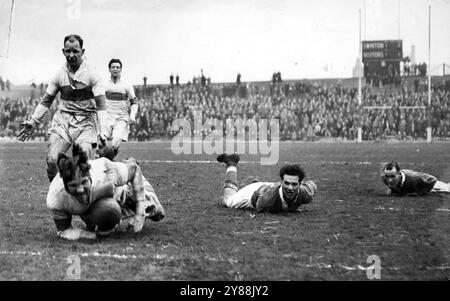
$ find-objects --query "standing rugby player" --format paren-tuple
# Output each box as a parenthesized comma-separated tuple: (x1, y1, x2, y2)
(103, 58, 138, 160)
(17, 34, 108, 182)
(216, 153, 317, 212)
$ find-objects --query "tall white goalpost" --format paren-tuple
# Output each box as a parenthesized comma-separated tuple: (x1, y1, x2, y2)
(357, 4, 433, 143)
(426, 5, 432, 143)
(357, 8, 362, 143)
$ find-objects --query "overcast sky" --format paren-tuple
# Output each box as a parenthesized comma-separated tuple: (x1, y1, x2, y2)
(0, 0, 449, 85)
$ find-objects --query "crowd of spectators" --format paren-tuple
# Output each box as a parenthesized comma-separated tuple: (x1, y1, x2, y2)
(1, 80, 449, 141)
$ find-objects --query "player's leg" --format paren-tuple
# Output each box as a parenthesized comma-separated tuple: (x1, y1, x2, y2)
(110, 119, 129, 160)
(431, 180, 450, 193)
(46, 134, 71, 182)
(73, 114, 98, 160)
(46, 111, 72, 182)
(217, 153, 240, 205)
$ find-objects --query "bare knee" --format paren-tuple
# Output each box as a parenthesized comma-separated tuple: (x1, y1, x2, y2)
(79, 143, 94, 159)
(111, 138, 122, 150)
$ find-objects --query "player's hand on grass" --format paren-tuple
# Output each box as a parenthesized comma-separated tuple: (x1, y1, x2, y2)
(58, 228, 97, 240)
(17, 120, 37, 142)
(386, 188, 392, 196)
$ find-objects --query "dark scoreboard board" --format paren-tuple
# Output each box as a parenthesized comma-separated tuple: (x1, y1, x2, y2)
(362, 40, 403, 62)
(362, 40, 403, 82)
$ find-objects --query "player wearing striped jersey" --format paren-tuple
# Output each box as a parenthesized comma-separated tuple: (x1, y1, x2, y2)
(46, 144, 165, 241)
(380, 161, 450, 196)
(104, 58, 138, 159)
(216, 153, 317, 212)
(17, 34, 108, 182)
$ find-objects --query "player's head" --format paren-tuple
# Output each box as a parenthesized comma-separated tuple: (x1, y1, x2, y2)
(381, 161, 402, 188)
(279, 164, 305, 200)
(57, 144, 92, 206)
(108, 58, 122, 78)
(62, 34, 85, 68)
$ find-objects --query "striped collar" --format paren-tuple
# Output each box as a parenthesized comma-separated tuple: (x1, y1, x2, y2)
(110, 76, 122, 84)
(278, 186, 288, 210)
(399, 171, 406, 188)
(63, 58, 89, 86)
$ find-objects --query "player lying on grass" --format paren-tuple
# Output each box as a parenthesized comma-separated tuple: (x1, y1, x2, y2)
(46, 144, 165, 240)
(380, 161, 450, 196)
(216, 153, 317, 212)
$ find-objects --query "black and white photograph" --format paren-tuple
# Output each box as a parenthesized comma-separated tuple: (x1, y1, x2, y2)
(1, 0, 450, 284)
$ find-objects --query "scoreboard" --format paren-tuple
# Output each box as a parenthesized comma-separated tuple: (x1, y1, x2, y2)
(362, 40, 403, 62)
(362, 40, 403, 80)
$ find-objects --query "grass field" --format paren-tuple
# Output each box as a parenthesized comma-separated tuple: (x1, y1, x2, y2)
(0, 141, 450, 280)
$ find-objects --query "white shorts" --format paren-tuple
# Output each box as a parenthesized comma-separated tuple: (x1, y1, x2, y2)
(106, 114, 129, 142)
(49, 110, 98, 145)
(225, 182, 272, 209)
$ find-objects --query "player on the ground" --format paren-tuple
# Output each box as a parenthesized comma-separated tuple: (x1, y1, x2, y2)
(17, 34, 108, 182)
(216, 153, 317, 212)
(46, 143, 165, 241)
(103, 58, 138, 160)
(380, 161, 450, 196)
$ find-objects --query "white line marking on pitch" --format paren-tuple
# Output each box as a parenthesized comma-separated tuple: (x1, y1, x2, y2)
(138, 160, 374, 165)
(2, 250, 449, 272)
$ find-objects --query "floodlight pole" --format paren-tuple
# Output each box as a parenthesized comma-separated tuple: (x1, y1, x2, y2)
(5, 0, 15, 58)
(357, 8, 363, 143)
(427, 5, 432, 143)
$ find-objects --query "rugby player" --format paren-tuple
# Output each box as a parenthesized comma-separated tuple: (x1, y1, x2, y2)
(17, 34, 108, 182)
(103, 58, 138, 160)
(47, 144, 165, 241)
(216, 153, 317, 212)
(381, 161, 450, 196)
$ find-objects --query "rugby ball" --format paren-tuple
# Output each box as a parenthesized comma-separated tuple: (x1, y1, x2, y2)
(89, 198, 122, 232)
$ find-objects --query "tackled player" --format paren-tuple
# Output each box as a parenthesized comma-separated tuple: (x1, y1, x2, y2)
(46, 144, 165, 240)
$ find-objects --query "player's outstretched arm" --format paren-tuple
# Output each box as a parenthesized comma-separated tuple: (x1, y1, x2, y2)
(48, 200, 97, 240)
(17, 92, 55, 141)
(129, 99, 139, 124)
(95, 95, 108, 146)
(107, 159, 147, 233)
(58, 228, 96, 241)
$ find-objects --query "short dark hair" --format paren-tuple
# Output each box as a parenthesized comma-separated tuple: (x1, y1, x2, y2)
(57, 144, 90, 192)
(108, 58, 122, 69)
(384, 161, 401, 172)
(64, 34, 83, 48)
(279, 164, 305, 182)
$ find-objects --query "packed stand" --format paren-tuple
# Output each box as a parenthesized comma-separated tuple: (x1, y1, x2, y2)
(1, 81, 450, 141)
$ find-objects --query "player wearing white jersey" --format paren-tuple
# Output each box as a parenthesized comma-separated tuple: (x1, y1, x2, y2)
(47, 144, 165, 240)
(104, 58, 139, 159)
(18, 35, 108, 182)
